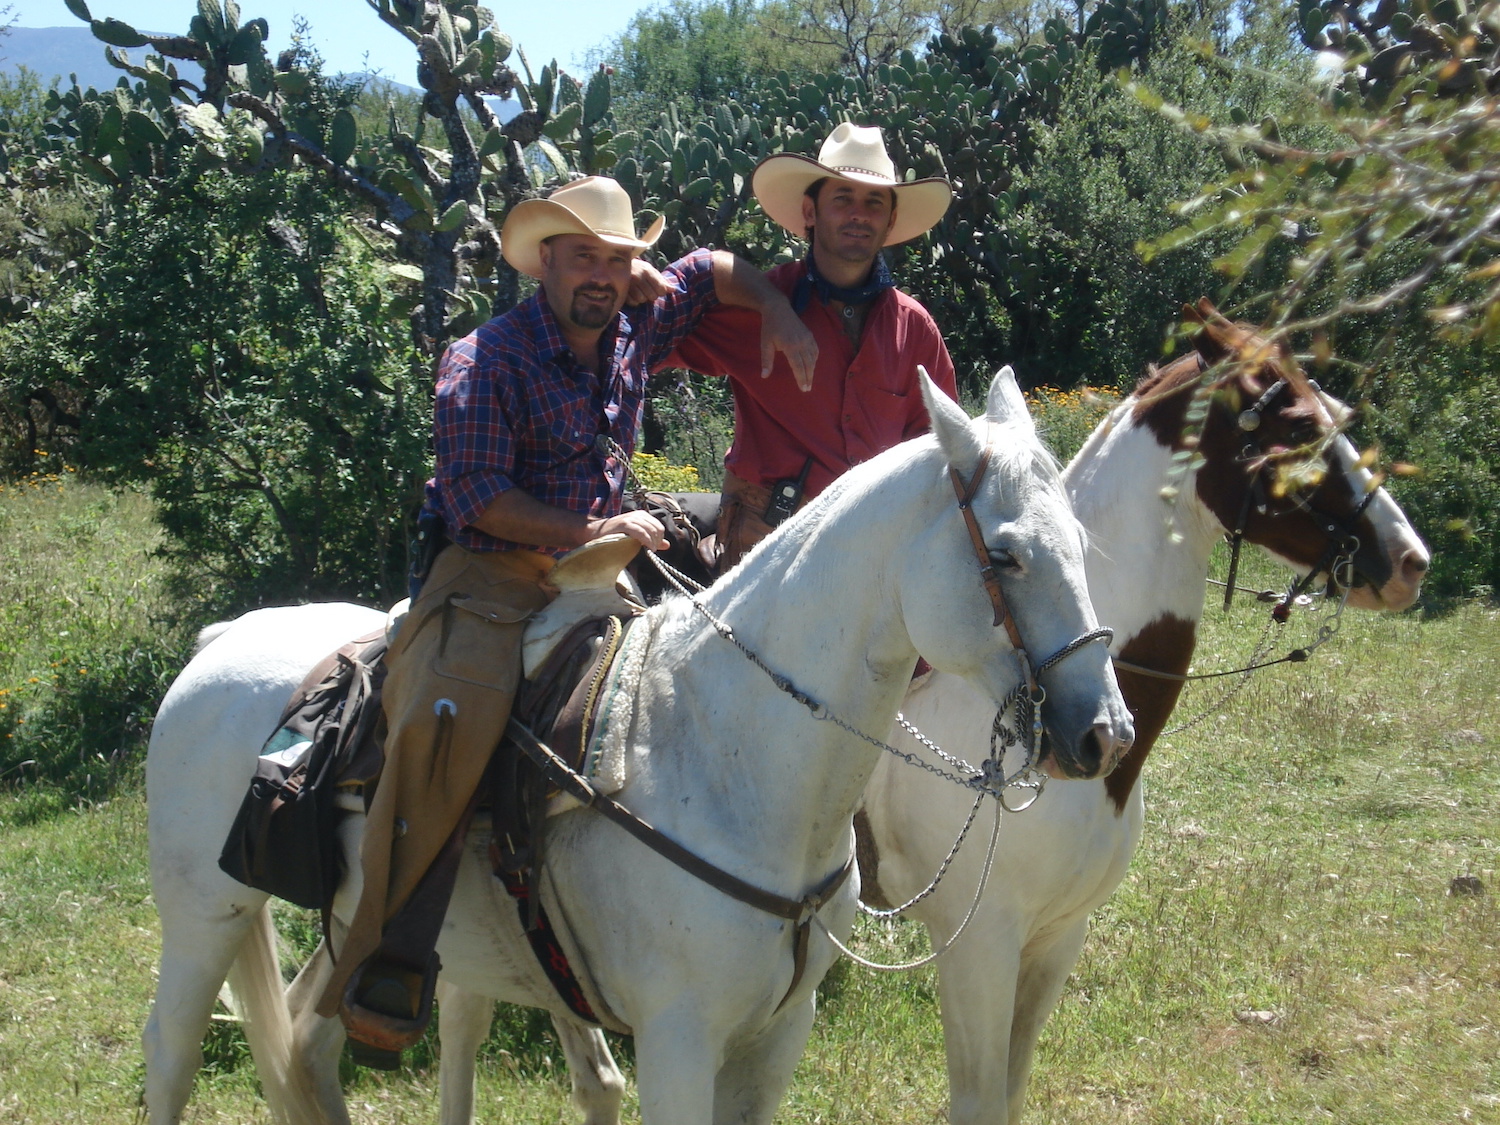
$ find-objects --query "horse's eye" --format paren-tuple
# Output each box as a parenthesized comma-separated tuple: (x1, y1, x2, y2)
(1284, 422, 1322, 447)
(988, 547, 1020, 572)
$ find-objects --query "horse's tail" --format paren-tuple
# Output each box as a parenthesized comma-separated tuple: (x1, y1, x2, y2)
(192, 620, 234, 657)
(225, 903, 325, 1125)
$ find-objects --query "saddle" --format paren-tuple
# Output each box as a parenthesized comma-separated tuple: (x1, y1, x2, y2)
(218, 536, 645, 1033)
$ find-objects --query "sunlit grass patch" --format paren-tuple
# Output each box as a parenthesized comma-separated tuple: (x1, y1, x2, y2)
(0, 479, 189, 824)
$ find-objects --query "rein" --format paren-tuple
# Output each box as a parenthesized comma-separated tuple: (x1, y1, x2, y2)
(604, 435, 1113, 973)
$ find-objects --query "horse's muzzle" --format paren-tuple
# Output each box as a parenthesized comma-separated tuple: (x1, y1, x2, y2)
(1039, 719, 1135, 781)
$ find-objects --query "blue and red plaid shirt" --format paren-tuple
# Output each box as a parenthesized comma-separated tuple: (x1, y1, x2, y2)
(426, 248, 717, 555)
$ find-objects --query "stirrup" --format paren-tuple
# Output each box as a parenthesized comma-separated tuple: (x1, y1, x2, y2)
(340, 952, 440, 1068)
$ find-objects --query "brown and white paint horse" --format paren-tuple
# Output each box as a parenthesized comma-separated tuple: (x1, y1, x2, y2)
(858, 300, 1429, 1125)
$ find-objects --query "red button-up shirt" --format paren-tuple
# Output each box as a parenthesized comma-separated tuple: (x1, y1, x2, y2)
(663, 258, 958, 498)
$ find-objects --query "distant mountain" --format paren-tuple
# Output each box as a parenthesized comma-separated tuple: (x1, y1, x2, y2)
(0, 26, 419, 97)
(0, 26, 200, 93)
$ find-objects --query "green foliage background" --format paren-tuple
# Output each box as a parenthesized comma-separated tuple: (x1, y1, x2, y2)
(1, 164, 426, 609)
(0, 0, 1494, 609)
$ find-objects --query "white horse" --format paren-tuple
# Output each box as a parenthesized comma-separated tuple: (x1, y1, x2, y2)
(858, 304, 1430, 1125)
(141, 369, 1134, 1125)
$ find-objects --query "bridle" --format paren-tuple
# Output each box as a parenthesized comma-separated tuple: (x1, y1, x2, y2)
(598, 434, 1120, 973)
(1115, 370, 1376, 706)
(1220, 376, 1377, 622)
(947, 438, 1115, 796)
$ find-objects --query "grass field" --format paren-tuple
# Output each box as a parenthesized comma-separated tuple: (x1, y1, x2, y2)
(1, 479, 1497, 1124)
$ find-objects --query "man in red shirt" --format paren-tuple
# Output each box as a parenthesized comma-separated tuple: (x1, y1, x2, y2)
(664, 122, 959, 568)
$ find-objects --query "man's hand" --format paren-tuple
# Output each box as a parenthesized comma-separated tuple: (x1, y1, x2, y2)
(628, 258, 671, 304)
(709, 250, 820, 391)
(760, 302, 819, 391)
(589, 510, 669, 551)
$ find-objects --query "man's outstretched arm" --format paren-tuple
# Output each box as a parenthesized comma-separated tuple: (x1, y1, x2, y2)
(632, 252, 819, 391)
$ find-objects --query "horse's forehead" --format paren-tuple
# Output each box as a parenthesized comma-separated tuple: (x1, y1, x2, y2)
(977, 449, 1079, 542)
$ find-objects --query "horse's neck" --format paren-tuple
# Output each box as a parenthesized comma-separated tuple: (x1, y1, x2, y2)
(636, 475, 923, 882)
(1065, 408, 1221, 809)
(1067, 409, 1222, 637)
(709, 475, 920, 705)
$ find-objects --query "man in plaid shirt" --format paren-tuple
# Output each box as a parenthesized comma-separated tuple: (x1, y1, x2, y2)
(324, 177, 816, 1060)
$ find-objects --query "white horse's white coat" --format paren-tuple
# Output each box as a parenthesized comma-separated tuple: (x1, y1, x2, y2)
(860, 384, 1429, 1125)
(140, 370, 1133, 1125)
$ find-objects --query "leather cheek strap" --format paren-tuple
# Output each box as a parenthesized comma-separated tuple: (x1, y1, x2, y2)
(948, 449, 1036, 694)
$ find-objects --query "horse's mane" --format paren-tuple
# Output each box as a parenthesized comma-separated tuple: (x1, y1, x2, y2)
(1128, 302, 1323, 430)
(1132, 350, 1204, 402)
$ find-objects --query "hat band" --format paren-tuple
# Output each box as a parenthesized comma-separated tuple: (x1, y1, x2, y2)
(828, 164, 896, 182)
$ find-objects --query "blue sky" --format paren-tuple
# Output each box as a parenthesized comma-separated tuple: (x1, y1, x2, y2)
(7, 1, 646, 82)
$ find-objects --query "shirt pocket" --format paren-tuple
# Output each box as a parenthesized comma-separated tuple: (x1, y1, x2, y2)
(533, 399, 599, 473)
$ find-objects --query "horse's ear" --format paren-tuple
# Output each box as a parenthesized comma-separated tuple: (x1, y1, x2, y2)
(920, 365, 984, 475)
(984, 365, 1033, 432)
(1191, 313, 1236, 366)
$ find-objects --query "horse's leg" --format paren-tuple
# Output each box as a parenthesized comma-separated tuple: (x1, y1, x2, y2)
(711, 998, 817, 1125)
(934, 924, 1022, 1125)
(142, 900, 264, 1124)
(553, 1016, 626, 1125)
(632, 1011, 720, 1125)
(1004, 920, 1089, 1124)
(285, 937, 350, 1125)
(436, 980, 493, 1125)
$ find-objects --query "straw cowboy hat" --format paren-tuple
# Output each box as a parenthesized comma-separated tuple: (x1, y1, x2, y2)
(752, 122, 952, 247)
(502, 176, 665, 279)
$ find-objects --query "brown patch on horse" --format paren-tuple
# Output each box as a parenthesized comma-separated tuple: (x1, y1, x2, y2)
(1129, 350, 1202, 447)
(1105, 613, 1197, 815)
(1132, 300, 1319, 451)
(853, 807, 894, 910)
(1130, 301, 1392, 594)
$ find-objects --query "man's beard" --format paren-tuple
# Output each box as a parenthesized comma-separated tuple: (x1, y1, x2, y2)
(569, 287, 619, 329)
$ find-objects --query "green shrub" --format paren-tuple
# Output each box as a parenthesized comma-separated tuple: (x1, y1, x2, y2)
(1367, 354, 1500, 603)
(0, 164, 428, 614)
(1025, 385, 1122, 465)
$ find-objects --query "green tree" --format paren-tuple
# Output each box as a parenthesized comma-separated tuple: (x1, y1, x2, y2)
(0, 162, 427, 608)
(1125, 0, 1500, 599)
(0, 0, 627, 603)
(1136, 0, 1500, 350)
(607, 0, 835, 109)
(58, 0, 617, 355)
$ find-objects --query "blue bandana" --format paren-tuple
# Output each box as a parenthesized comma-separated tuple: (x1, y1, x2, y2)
(790, 251, 895, 314)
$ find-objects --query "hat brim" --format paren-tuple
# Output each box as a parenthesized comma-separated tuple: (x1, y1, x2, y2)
(501, 197, 665, 279)
(752, 153, 953, 246)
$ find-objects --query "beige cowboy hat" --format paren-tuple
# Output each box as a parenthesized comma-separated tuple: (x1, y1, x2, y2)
(752, 122, 953, 247)
(502, 176, 665, 279)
